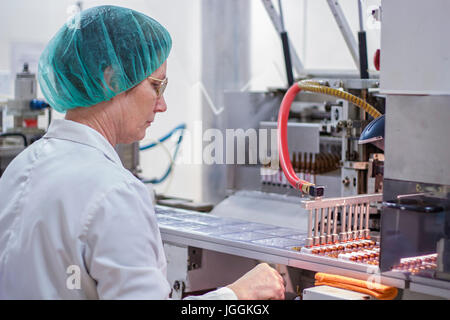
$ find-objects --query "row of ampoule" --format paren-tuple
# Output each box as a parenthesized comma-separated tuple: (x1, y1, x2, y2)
(260, 151, 341, 187)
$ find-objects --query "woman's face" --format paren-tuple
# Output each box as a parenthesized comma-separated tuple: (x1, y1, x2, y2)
(116, 61, 168, 144)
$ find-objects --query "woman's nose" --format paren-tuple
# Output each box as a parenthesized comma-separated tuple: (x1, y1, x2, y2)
(154, 96, 167, 113)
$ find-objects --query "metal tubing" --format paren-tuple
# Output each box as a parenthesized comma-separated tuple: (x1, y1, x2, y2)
(306, 209, 313, 246)
(314, 208, 319, 245)
(261, 0, 305, 75)
(359, 204, 364, 238)
(348, 204, 353, 240)
(300, 193, 382, 242)
(365, 202, 371, 238)
(332, 205, 339, 242)
(320, 208, 326, 244)
(326, 207, 332, 243)
(326, 0, 360, 68)
(340, 205, 347, 241)
(353, 204, 359, 239)
(301, 193, 382, 210)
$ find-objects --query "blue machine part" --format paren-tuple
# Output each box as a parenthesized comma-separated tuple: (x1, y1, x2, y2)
(30, 99, 50, 110)
(359, 114, 385, 151)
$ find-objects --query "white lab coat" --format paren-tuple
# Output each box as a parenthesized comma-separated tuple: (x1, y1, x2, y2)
(0, 119, 236, 300)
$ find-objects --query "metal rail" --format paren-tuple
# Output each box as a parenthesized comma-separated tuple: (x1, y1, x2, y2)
(261, 0, 305, 76)
(326, 0, 360, 68)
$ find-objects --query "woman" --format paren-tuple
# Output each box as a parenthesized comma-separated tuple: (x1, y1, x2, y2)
(0, 5, 284, 300)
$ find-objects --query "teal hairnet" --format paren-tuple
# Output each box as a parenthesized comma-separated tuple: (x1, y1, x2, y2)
(38, 5, 172, 113)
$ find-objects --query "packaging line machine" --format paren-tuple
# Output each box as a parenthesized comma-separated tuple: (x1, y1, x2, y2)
(0, 63, 48, 176)
(159, 0, 450, 300)
(0, 0, 447, 301)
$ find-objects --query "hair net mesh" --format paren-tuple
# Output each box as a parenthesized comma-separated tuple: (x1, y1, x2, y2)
(38, 5, 172, 113)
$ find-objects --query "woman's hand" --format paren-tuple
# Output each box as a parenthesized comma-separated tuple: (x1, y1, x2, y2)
(226, 263, 285, 300)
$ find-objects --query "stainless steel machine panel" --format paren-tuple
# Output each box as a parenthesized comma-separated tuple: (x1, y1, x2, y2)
(384, 95, 450, 186)
(380, 0, 450, 95)
(260, 121, 320, 155)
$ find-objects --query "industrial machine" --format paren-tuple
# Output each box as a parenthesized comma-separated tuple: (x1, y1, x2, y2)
(0, 0, 448, 301)
(158, 0, 450, 300)
(0, 63, 49, 176)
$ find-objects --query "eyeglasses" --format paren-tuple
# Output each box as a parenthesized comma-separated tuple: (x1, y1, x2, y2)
(148, 76, 168, 98)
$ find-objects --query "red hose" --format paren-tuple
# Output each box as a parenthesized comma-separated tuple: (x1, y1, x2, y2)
(277, 83, 324, 197)
(278, 83, 301, 188)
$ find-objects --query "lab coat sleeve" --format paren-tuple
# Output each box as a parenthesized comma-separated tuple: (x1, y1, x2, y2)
(183, 287, 238, 300)
(82, 180, 171, 299)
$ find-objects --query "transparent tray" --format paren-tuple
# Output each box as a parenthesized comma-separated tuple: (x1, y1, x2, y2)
(251, 237, 303, 249)
(258, 228, 305, 237)
(219, 231, 273, 241)
(286, 234, 309, 241)
(199, 224, 250, 235)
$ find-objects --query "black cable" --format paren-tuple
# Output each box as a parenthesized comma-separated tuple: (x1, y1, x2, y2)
(357, 0, 369, 79)
(281, 31, 294, 86)
(358, 31, 369, 79)
(278, 0, 294, 86)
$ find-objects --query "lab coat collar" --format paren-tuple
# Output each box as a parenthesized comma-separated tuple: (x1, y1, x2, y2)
(43, 119, 123, 166)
